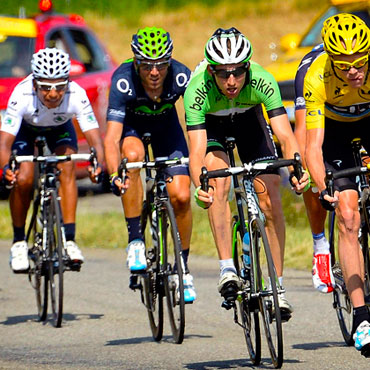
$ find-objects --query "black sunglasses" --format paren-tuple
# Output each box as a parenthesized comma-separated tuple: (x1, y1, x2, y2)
(211, 64, 249, 79)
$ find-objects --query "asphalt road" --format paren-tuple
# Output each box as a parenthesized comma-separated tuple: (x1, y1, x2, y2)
(0, 236, 369, 369)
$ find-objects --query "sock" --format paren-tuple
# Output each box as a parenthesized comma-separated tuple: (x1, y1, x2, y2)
(353, 305, 370, 333)
(13, 225, 25, 243)
(219, 259, 237, 276)
(126, 216, 143, 243)
(64, 223, 76, 241)
(173, 249, 190, 273)
(313, 231, 330, 255)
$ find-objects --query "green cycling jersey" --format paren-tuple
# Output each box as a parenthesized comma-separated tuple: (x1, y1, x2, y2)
(184, 60, 285, 129)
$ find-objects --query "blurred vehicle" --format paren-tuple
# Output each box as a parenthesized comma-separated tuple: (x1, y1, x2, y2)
(265, 0, 370, 123)
(0, 0, 117, 187)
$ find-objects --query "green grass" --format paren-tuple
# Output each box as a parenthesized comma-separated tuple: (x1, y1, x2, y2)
(0, 185, 313, 270)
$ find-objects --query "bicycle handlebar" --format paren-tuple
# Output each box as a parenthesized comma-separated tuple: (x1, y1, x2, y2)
(325, 164, 370, 195)
(119, 157, 189, 171)
(13, 153, 94, 164)
(199, 154, 303, 191)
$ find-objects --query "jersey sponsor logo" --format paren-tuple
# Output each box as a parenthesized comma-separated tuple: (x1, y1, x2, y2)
(176, 73, 188, 87)
(333, 159, 342, 167)
(295, 97, 305, 107)
(54, 115, 67, 123)
(4, 116, 14, 126)
(307, 109, 324, 116)
(188, 80, 213, 111)
(358, 87, 370, 99)
(15, 141, 27, 150)
(108, 108, 125, 118)
(250, 78, 275, 98)
(87, 114, 96, 123)
(116, 78, 133, 96)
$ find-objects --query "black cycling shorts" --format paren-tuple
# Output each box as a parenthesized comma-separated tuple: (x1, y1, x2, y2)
(122, 110, 189, 177)
(12, 120, 78, 155)
(205, 105, 279, 173)
(323, 117, 370, 192)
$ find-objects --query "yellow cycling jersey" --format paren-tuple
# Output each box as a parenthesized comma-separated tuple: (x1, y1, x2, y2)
(304, 52, 370, 130)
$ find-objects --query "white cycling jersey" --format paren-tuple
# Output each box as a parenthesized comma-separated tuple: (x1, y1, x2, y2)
(1, 74, 99, 136)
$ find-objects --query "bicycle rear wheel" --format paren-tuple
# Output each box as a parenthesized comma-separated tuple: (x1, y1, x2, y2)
(329, 211, 354, 346)
(162, 200, 185, 344)
(253, 218, 283, 369)
(47, 190, 65, 328)
(232, 217, 261, 365)
(27, 195, 48, 321)
(141, 200, 164, 341)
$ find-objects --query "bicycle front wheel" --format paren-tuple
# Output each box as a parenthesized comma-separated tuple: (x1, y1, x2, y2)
(232, 217, 261, 365)
(47, 190, 65, 328)
(253, 218, 283, 369)
(329, 211, 354, 346)
(28, 195, 48, 321)
(141, 200, 164, 341)
(162, 200, 185, 344)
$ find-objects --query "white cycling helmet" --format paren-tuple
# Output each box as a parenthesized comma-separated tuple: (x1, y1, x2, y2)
(205, 27, 253, 65)
(31, 48, 71, 79)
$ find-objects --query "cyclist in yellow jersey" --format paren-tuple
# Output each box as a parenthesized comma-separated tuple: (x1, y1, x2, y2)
(305, 13, 370, 357)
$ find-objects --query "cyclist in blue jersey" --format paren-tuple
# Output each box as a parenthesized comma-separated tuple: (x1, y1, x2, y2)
(184, 28, 308, 317)
(294, 43, 336, 294)
(104, 27, 196, 302)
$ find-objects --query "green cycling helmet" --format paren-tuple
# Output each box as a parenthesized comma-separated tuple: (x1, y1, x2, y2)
(131, 27, 173, 61)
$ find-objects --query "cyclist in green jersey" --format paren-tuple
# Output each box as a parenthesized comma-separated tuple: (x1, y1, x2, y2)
(184, 28, 308, 317)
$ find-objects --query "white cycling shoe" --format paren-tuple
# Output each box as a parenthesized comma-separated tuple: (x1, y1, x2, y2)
(66, 241, 84, 263)
(9, 241, 29, 272)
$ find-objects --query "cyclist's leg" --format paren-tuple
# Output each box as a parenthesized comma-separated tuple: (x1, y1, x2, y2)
(8, 126, 35, 271)
(120, 129, 146, 271)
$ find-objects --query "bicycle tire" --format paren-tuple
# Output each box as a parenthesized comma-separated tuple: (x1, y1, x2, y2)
(48, 190, 64, 328)
(361, 190, 370, 297)
(141, 200, 164, 341)
(27, 194, 48, 321)
(162, 200, 185, 344)
(253, 217, 283, 369)
(329, 211, 354, 346)
(232, 217, 261, 365)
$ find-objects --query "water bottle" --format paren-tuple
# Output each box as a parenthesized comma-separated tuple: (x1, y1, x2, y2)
(242, 232, 251, 269)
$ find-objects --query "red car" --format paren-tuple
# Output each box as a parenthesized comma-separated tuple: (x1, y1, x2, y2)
(0, 0, 117, 183)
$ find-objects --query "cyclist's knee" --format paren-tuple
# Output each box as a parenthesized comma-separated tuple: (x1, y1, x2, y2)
(15, 174, 33, 189)
(171, 192, 191, 212)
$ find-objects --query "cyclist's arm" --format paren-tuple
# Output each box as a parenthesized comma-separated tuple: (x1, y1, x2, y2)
(305, 127, 327, 193)
(188, 129, 207, 188)
(83, 127, 104, 180)
(269, 113, 299, 158)
(104, 120, 124, 176)
(294, 109, 308, 168)
(0, 131, 17, 182)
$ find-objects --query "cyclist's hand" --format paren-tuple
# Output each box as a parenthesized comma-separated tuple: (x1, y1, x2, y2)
(319, 189, 339, 211)
(110, 175, 129, 196)
(194, 185, 214, 209)
(289, 170, 310, 194)
(2, 164, 17, 189)
(87, 164, 102, 183)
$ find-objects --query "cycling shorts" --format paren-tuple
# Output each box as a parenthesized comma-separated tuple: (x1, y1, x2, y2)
(122, 112, 189, 177)
(323, 117, 370, 192)
(205, 105, 279, 174)
(12, 120, 78, 155)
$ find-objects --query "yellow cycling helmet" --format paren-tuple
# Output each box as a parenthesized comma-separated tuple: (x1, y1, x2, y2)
(322, 13, 370, 55)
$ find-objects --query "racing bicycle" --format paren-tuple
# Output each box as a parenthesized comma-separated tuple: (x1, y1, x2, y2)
(118, 133, 188, 344)
(9, 136, 98, 327)
(326, 138, 370, 347)
(200, 136, 303, 369)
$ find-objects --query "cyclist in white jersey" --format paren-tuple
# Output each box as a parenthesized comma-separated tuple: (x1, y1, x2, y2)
(0, 48, 104, 272)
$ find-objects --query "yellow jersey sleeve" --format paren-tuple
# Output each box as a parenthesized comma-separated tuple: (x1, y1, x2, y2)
(304, 53, 327, 130)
